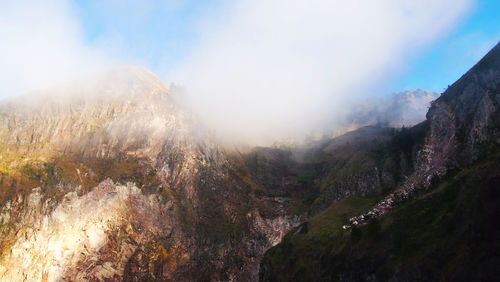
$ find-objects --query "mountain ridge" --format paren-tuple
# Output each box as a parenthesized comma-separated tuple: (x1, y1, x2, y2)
(0, 66, 303, 281)
(259, 41, 500, 281)
(0, 41, 498, 281)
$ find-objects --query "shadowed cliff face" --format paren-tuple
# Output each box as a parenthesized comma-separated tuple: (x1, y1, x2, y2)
(2, 41, 497, 281)
(425, 42, 500, 171)
(259, 42, 500, 282)
(0, 67, 302, 281)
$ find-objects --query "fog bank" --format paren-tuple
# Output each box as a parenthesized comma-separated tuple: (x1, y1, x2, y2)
(170, 0, 471, 144)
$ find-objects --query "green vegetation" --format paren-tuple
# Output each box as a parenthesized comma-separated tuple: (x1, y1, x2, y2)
(261, 195, 378, 281)
(292, 125, 427, 214)
(0, 148, 162, 207)
(260, 154, 500, 281)
(20, 163, 41, 181)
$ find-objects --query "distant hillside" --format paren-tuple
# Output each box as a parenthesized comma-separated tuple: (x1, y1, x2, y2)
(0, 41, 497, 282)
(274, 89, 439, 147)
(260, 42, 500, 281)
(346, 89, 440, 128)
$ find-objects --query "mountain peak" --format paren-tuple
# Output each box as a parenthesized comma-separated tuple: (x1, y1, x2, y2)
(0, 66, 187, 161)
(15, 65, 170, 105)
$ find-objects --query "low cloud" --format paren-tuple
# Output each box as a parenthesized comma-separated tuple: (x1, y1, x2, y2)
(0, 0, 473, 144)
(170, 0, 471, 144)
(0, 0, 116, 98)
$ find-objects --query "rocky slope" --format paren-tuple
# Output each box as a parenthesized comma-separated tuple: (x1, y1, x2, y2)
(0, 67, 304, 281)
(259, 42, 500, 281)
(0, 42, 497, 281)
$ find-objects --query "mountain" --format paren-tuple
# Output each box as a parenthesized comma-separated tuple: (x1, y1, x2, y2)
(0, 66, 436, 281)
(259, 42, 500, 281)
(310, 89, 439, 143)
(0, 67, 307, 281)
(345, 89, 440, 129)
(0, 40, 498, 281)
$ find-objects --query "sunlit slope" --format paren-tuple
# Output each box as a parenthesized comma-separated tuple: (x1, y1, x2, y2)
(0, 67, 302, 281)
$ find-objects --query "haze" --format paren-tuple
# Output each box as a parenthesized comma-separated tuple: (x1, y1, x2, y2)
(1, 0, 498, 144)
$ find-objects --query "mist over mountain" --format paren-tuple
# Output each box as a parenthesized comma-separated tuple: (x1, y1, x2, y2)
(346, 89, 440, 128)
(0, 66, 305, 280)
(0, 42, 498, 281)
(280, 89, 440, 145)
(1, 0, 499, 281)
(260, 41, 500, 281)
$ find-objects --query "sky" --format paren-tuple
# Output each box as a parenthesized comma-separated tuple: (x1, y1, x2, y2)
(386, 0, 500, 93)
(0, 0, 499, 141)
(70, 0, 499, 93)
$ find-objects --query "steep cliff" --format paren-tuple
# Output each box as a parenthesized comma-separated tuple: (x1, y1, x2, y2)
(259, 42, 500, 281)
(0, 67, 303, 281)
(1, 42, 498, 281)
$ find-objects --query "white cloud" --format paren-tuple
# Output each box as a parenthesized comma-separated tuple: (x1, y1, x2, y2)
(0, 0, 115, 97)
(170, 0, 472, 144)
(0, 0, 473, 144)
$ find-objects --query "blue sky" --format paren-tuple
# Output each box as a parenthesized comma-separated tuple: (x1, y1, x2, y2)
(386, 0, 500, 93)
(72, 0, 499, 94)
(73, 0, 219, 71)
(1, 0, 499, 139)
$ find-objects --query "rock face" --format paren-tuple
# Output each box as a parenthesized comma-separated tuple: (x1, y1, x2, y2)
(0, 67, 187, 159)
(331, 41, 500, 228)
(425, 43, 500, 170)
(259, 42, 500, 281)
(0, 180, 170, 281)
(1, 42, 497, 282)
(295, 125, 420, 214)
(0, 67, 302, 281)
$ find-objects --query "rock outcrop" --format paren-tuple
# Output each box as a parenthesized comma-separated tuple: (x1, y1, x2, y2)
(342, 41, 500, 228)
(0, 67, 302, 281)
(425, 42, 500, 170)
(259, 42, 500, 281)
(1, 42, 497, 282)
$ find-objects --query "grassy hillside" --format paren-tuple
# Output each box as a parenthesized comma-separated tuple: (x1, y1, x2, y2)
(292, 123, 428, 214)
(260, 150, 500, 281)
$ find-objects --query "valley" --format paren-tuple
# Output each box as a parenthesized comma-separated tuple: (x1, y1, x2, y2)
(0, 42, 498, 282)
